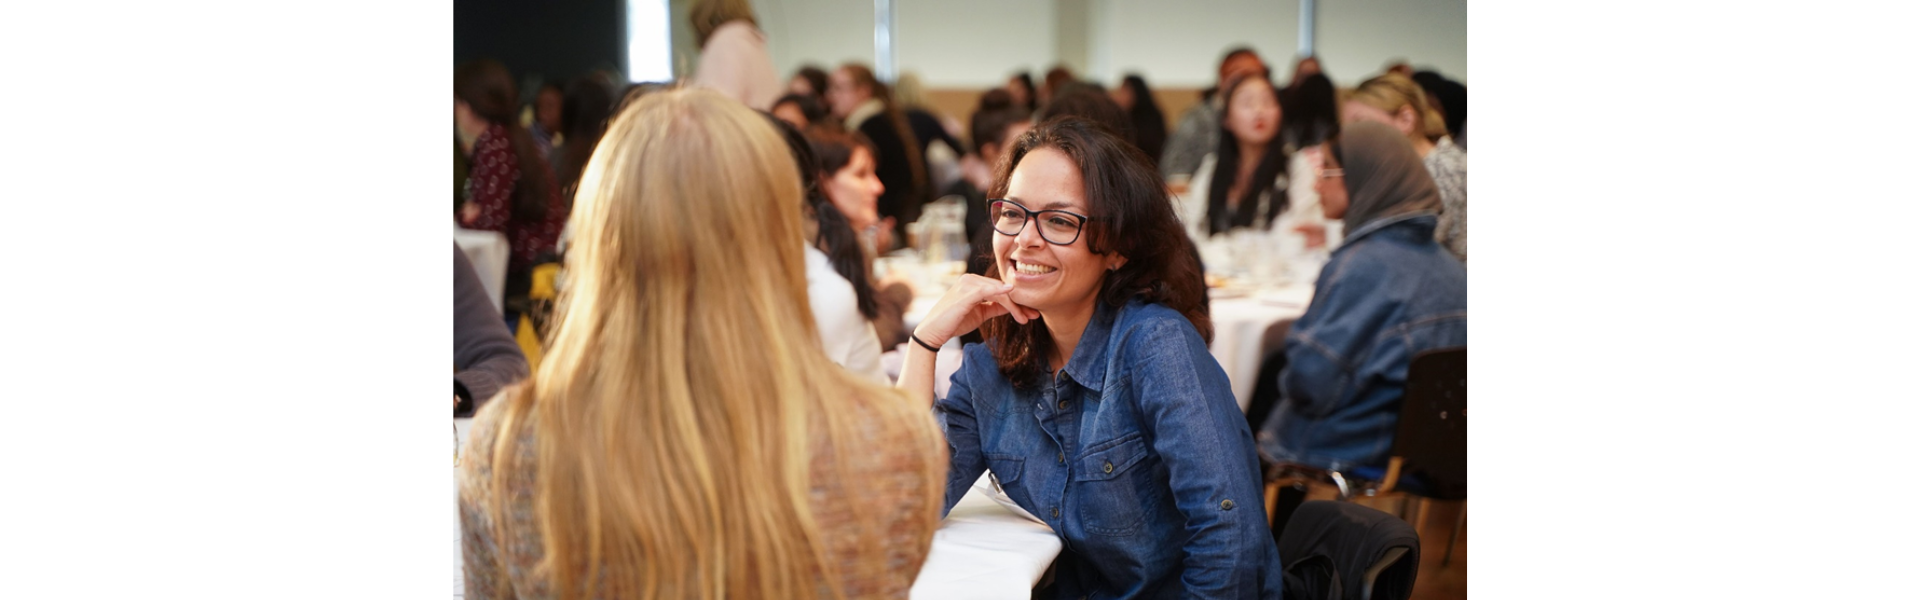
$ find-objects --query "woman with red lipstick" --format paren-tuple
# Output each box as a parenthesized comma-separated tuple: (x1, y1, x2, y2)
(1179, 74, 1318, 241)
(898, 118, 1286, 598)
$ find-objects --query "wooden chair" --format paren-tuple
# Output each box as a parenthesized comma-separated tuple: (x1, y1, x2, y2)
(1374, 347, 1467, 566)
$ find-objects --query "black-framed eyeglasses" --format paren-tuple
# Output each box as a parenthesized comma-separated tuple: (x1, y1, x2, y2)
(988, 199, 1089, 246)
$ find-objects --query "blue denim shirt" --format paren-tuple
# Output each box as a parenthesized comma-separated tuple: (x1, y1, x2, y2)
(1260, 213, 1467, 472)
(938, 299, 1285, 599)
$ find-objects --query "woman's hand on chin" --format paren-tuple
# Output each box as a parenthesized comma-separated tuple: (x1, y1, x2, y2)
(913, 274, 1039, 346)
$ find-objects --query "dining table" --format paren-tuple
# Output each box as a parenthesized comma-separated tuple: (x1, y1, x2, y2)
(455, 226, 511, 314)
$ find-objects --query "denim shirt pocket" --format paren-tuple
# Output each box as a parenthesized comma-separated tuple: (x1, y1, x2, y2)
(1071, 432, 1154, 537)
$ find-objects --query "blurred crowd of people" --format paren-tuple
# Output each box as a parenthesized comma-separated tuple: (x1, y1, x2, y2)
(452, 0, 1466, 597)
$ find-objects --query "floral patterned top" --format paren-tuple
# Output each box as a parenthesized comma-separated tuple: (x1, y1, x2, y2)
(458, 389, 945, 599)
(1424, 137, 1468, 263)
(462, 123, 569, 274)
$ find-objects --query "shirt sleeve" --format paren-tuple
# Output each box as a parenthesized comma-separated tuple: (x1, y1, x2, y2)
(1127, 317, 1274, 598)
(455, 245, 529, 413)
(933, 360, 987, 517)
(1281, 256, 1377, 418)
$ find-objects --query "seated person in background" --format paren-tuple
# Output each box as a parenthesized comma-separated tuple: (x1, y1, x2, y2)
(807, 128, 914, 350)
(1113, 74, 1169, 171)
(455, 59, 570, 325)
(454, 244, 527, 416)
(769, 116, 887, 382)
(771, 92, 829, 130)
(1258, 121, 1467, 476)
(899, 118, 1285, 599)
(826, 63, 929, 251)
(1161, 47, 1268, 183)
(787, 64, 829, 102)
(1344, 73, 1468, 264)
(459, 89, 946, 599)
(948, 104, 1034, 277)
(1181, 73, 1325, 241)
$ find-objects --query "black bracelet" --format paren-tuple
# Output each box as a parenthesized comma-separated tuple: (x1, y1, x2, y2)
(910, 332, 942, 353)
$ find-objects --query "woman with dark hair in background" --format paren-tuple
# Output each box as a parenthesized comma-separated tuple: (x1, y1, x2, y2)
(826, 63, 928, 252)
(768, 116, 886, 381)
(551, 76, 614, 205)
(1179, 74, 1315, 239)
(807, 128, 915, 350)
(1006, 71, 1038, 112)
(1113, 74, 1167, 170)
(455, 59, 569, 324)
(530, 81, 564, 157)
(899, 117, 1284, 598)
(789, 64, 829, 100)
(1161, 47, 1267, 182)
(1276, 72, 1342, 248)
(770, 92, 828, 130)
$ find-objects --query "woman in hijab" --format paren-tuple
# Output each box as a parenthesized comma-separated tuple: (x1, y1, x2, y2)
(1258, 121, 1467, 478)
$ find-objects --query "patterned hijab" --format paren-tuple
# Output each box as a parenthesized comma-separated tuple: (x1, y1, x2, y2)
(1336, 121, 1443, 235)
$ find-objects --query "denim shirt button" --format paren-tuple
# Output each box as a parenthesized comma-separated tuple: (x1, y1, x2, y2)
(1103, 461, 1113, 474)
(1057, 452, 1065, 463)
(1220, 499, 1236, 510)
(1051, 507, 1060, 518)
(1057, 399, 1069, 409)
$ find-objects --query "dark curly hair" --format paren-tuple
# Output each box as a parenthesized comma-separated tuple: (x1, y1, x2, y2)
(979, 117, 1212, 389)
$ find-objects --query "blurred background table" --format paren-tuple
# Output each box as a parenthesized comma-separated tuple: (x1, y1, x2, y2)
(455, 226, 510, 313)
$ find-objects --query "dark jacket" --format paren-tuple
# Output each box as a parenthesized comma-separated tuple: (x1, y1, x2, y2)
(1259, 214, 1466, 471)
(854, 112, 928, 247)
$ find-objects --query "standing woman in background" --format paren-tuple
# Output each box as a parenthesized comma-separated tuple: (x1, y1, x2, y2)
(1343, 73, 1467, 263)
(1113, 75, 1167, 170)
(459, 89, 947, 600)
(456, 59, 569, 324)
(688, 0, 781, 111)
(826, 63, 929, 251)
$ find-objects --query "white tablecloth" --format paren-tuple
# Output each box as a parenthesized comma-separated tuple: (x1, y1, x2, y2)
(455, 227, 511, 314)
(1207, 284, 1315, 411)
(453, 420, 1061, 600)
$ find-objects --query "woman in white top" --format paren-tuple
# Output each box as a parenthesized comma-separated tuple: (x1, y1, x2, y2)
(1180, 74, 1327, 243)
(688, 0, 781, 111)
(769, 116, 887, 381)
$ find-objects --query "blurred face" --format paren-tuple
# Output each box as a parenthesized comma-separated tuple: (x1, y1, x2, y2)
(1311, 143, 1349, 219)
(823, 147, 883, 229)
(825, 69, 867, 119)
(1006, 76, 1032, 107)
(1342, 100, 1418, 139)
(536, 88, 564, 132)
(1226, 82, 1280, 146)
(772, 101, 808, 130)
(993, 147, 1124, 315)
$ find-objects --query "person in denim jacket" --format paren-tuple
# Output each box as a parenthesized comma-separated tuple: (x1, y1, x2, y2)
(1259, 121, 1468, 473)
(899, 118, 1285, 599)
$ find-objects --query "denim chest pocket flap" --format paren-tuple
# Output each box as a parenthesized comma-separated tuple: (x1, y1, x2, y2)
(1074, 432, 1149, 482)
(984, 453, 1024, 485)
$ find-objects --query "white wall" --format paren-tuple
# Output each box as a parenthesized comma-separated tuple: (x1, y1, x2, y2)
(706, 0, 1463, 89)
(748, 0, 877, 81)
(1316, 0, 1467, 85)
(1093, 0, 1301, 89)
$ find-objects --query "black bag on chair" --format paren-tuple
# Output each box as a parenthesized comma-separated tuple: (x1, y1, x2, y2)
(1277, 501, 1421, 600)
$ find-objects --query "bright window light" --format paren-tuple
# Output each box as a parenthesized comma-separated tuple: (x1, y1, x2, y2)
(627, 0, 672, 83)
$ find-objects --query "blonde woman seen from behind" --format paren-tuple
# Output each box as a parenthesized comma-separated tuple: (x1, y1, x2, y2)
(458, 89, 947, 600)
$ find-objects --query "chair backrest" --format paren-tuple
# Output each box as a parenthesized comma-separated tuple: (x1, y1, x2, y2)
(1277, 501, 1420, 600)
(1393, 347, 1466, 499)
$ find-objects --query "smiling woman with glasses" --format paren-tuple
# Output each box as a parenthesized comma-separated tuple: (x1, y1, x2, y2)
(898, 117, 1286, 598)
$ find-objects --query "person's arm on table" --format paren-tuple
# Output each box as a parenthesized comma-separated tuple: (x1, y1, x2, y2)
(455, 245, 528, 416)
(894, 274, 1034, 409)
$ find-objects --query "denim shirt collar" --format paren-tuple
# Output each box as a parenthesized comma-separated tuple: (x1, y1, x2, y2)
(1338, 212, 1440, 250)
(1054, 299, 1124, 393)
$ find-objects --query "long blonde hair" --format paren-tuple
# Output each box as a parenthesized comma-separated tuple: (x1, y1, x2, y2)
(484, 88, 943, 600)
(1348, 73, 1448, 142)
